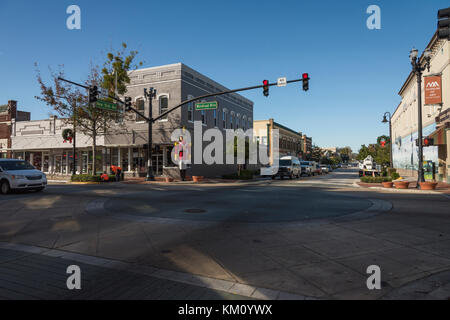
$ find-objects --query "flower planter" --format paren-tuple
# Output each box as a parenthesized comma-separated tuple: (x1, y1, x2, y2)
(419, 181, 438, 190)
(192, 176, 203, 183)
(382, 181, 393, 188)
(394, 181, 410, 189)
(164, 177, 174, 183)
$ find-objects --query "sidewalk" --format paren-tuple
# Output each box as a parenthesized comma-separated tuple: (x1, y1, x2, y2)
(0, 247, 252, 300)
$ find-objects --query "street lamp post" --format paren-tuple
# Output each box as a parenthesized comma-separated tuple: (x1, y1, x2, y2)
(382, 112, 392, 168)
(409, 47, 431, 188)
(144, 87, 157, 181)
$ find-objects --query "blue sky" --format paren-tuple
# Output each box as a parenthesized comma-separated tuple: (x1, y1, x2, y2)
(0, 0, 448, 152)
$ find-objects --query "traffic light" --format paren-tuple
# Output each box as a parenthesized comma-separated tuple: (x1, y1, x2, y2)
(424, 137, 434, 147)
(124, 97, 132, 111)
(263, 80, 269, 97)
(438, 7, 450, 40)
(88, 86, 98, 103)
(302, 73, 309, 91)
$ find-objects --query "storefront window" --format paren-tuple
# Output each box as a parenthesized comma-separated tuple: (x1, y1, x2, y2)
(43, 154, 49, 172)
(121, 148, 129, 171)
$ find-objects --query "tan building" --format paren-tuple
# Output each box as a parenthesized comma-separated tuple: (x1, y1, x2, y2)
(253, 119, 306, 164)
(391, 32, 449, 183)
(0, 100, 30, 158)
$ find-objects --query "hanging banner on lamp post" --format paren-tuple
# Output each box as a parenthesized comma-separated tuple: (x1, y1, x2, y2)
(424, 75, 442, 105)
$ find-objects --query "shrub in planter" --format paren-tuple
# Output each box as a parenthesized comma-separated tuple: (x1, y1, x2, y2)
(71, 174, 102, 182)
(222, 170, 254, 180)
(360, 176, 392, 183)
(391, 172, 400, 180)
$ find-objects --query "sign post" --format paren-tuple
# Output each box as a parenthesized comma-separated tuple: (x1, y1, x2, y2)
(195, 101, 218, 110)
(424, 75, 442, 105)
(95, 100, 118, 112)
(277, 77, 287, 87)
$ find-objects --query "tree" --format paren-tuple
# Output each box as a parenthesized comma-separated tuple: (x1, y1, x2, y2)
(35, 43, 142, 175)
(101, 43, 143, 98)
(356, 135, 391, 167)
(310, 145, 324, 163)
(338, 146, 352, 162)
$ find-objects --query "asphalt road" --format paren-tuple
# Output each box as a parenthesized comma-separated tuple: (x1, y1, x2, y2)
(0, 168, 449, 299)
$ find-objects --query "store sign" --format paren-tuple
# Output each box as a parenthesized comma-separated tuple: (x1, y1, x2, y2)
(424, 75, 442, 105)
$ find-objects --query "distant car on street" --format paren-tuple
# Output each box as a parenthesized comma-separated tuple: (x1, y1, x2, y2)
(310, 161, 322, 175)
(0, 159, 47, 194)
(300, 161, 313, 176)
(320, 164, 329, 174)
(272, 156, 301, 179)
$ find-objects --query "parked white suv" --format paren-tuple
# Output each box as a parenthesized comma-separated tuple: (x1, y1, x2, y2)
(0, 159, 47, 194)
(272, 156, 301, 179)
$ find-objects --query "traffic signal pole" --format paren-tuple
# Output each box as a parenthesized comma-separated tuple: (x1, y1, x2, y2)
(58, 76, 310, 180)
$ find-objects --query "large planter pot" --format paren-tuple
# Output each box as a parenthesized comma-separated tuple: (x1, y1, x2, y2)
(394, 181, 410, 189)
(192, 176, 203, 183)
(419, 181, 438, 190)
(382, 181, 393, 188)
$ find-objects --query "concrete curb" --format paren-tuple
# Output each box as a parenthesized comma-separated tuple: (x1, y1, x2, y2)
(0, 242, 312, 300)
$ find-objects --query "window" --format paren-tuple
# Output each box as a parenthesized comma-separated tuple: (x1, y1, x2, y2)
(213, 110, 217, 127)
(187, 95, 194, 122)
(159, 95, 169, 120)
(230, 114, 234, 129)
(223, 110, 227, 128)
(136, 98, 145, 122)
(201, 110, 206, 125)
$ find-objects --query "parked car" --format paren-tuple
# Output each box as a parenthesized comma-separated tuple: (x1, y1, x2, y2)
(272, 156, 301, 179)
(0, 159, 47, 194)
(300, 161, 313, 176)
(328, 165, 333, 172)
(309, 161, 322, 175)
(320, 164, 329, 174)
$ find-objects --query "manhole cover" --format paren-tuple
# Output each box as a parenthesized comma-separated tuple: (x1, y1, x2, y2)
(184, 208, 206, 213)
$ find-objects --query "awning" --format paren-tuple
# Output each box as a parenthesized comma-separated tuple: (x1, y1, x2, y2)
(428, 122, 449, 145)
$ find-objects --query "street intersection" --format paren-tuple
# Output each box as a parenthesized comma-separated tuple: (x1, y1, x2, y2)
(0, 169, 449, 299)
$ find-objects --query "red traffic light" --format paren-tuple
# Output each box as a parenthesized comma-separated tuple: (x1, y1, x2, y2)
(263, 80, 269, 97)
(302, 73, 309, 79)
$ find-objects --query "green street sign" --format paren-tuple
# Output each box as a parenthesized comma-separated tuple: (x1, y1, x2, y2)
(195, 101, 218, 110)
(95, 100, 118, 112)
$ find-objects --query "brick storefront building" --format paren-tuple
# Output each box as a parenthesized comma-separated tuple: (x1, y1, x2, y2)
(0, 100, 30, 158)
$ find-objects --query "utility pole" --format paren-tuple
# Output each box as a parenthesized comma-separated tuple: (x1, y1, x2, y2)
(382, 112, 392, 168)
(409, 48, 431, 188)
(72, 107, 77, 175)
(144, 87, 157, 181)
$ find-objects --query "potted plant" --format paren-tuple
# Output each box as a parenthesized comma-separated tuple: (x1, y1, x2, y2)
(419, 181, 438, 190)
(382, 179, 393, 188)
(192, 176, 203, 183)
(394, 180, 410, 189)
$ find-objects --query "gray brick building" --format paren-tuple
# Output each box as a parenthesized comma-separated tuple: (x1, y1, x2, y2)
(11, 63, 254, 178)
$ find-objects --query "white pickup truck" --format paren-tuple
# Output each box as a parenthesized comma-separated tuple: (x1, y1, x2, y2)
(358, 155, 381, 177)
